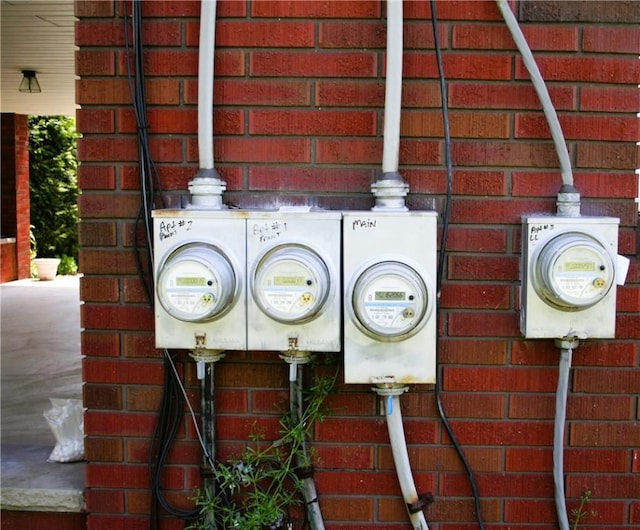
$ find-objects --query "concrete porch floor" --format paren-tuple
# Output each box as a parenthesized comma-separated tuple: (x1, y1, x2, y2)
(1, 275, 85, 512)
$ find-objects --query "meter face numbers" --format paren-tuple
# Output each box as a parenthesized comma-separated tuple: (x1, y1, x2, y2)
(534, 233, 614, 310)
(157, 244, 237, 322)
(252, 245, 331, 323)
(352, 261, 429, 339)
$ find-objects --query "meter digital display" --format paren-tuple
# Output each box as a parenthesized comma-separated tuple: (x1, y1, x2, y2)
(157, 243, 237, 322)
(252, 244, 331, 324)
(533, 232, 614, 310)
(351, 261, 430, 339)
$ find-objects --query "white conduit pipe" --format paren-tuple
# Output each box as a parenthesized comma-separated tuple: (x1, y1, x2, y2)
(385, 394, 430, 530)
(382, 0, 403, 174)
(495, 0, 574, 190)
(553, 345, 573, 530)
(198, 0, 216, 170)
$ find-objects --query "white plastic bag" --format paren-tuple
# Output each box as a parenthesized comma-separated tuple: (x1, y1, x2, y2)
(43, 398, 84, 463)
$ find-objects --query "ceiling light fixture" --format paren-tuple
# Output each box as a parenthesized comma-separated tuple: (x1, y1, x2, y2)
(19, 70, 41, 93)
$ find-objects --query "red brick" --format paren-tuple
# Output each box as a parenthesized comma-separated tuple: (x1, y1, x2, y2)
(79, 250, 137, 275)
(137, 0, 201, 17)
(77, 165, 116, 192)
(513, 171, 639, 198)
(81, 277, 119, 302)
(435, 1, 503, 21)
(126, 386, 162, 412)
(248, 166, 371, 193)
(444, 366, 558, 392)
(189, 137, 311, 164)
(251, 0, 380, 18)
(509, 394, 633, 420)
(76, 20, 124, 46)
(85, 411, 157, 437)
(454, 24, 577, 51)
(121, 332, 158, 359)
(567, 474, 640, 500)
(405, 52, 512, 80)
(82, 304, 154, 330)
(448, 312, 520, 338)
(84, 437, 124, 463)
(86, 463, 152, 489)
(249, 109, 376, 136)
(78, 222, 117, 246)
(215, 20, 314, 47)
(84, 384, 123, 410)
(320, 496, 374, 522)
(319, 20, 385, 49)
(85, 488, 125, 513)
(583, 27, 640, 53)
(450, 82, 576, 110)
(576, 142, 639, 171)
(446, 227, 507, 252)
(444, 471, 551, 498)
(516, 114, 638, 142)
(581, 86, 640, 112)
(317, 470, 403, 496)
(573, 367, 640, 394)
(448, 255, 519, 281)
(84, 358, 163, 384)
(571, 422, 640, 447)
(504, 499, 556, 523)
(79, 193, 139, 218)
(77, 136, 139, 162)
(195, 79, 311, 106)
(217, 362, 286, 388)
(402, 111, 510, 139)
(516, 56, 640, 84)
(315, 445, 374, 470)
(440, 284, 510, 309)
(81, 331, 120, 357)
(250, 51, 377, 77)
(76, 108, 115, 134)
(439, 339, 508, 365)
(75, 0, 114, 17)
(453, 140, 561, 168)
(76, 50, 116, 76)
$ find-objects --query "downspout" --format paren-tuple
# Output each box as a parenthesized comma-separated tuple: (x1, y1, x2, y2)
(372, 0, 409, 211)
(496, 0, 580, 217)
(188, 0, 227, 209)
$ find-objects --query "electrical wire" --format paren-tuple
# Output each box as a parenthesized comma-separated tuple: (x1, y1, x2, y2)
(148, 353, 201, 528)
(430, 1, 485, 528)
(123, 0, 165, 307)
(554, 346, 573, 530)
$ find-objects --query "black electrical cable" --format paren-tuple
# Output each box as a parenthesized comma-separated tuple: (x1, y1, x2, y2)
(123, 0, 165, 307)
(430, 2, 486, 528)
(148, 354, 201, 528)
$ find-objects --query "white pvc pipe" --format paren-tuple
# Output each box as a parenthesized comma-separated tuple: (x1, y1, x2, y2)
(496, 0, 573, 188)
(553, 347, 572, 530)
(385, 394, 430, 530)
(382, 0, 403, 174)
(198, 0, 216, 170)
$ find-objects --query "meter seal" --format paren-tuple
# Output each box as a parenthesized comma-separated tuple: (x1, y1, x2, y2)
(157, 243, 238, 322)
(350, 261, 432, 340)
(251, 243, 331, 324)
(532, 231, 615, 310)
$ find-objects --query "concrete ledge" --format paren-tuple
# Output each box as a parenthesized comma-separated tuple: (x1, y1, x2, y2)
(0, 445, 85, 513)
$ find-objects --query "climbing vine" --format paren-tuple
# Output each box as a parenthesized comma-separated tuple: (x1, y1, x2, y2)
(187, 364, 337, 530)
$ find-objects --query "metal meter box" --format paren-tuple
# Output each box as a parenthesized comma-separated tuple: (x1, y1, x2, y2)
(153, 209, 246, 351)
(521, 215, 620, 339)
(343, 211, 438, 385)
(246, 209, 342, 352)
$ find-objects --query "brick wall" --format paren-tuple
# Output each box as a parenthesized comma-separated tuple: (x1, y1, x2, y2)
(1, 113, 31, 281)
(75, 1, 639, 528)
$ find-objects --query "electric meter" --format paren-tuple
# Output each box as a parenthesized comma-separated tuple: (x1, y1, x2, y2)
(351, 261, 429, 340)
(252, 244, 330, 324)
(153, 209, 247, 351)
(343, 211, 437, 385)
(246, 209, 341, 352)
(533, 232, 614, 310)
(521, 215, 622, 339)
(157, 243, 237, 322)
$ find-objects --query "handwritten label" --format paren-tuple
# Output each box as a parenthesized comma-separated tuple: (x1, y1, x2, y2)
(351, 218, 377, 230)
(528, 223, 555, 241)
(251, 221, 288, 243)
(158, 219, 194, 241)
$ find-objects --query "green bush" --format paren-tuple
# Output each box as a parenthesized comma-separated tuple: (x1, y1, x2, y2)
(29, 116, 80, 271)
